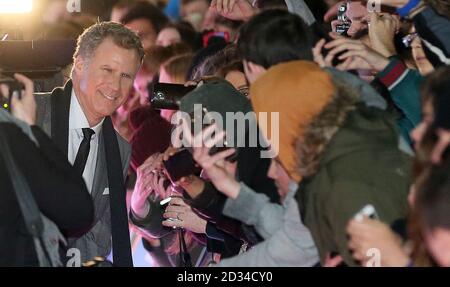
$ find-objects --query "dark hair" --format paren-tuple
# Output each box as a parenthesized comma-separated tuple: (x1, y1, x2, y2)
(141, 43, 192, 74)
(425, 0, 450, 18)
(413, 67, 450, 175)
(161, 53, 194, 83)
(163, 21, 202, 51)
(192, 44, 243, 79)
(416, 153, 450, 232)
(410, 149, 450, 266)
(120, 1, 169, 34)
(237, 9, 314, 68)
(421, 66, 450, 130)
(304, 0, 328, 23)
(181, 0, 210, 5)
(254, 0, 287, 9)
(214, 15, 244, 31)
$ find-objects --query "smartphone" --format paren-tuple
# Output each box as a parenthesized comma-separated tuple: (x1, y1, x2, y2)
(354, 204, 379, 222)
(149, 82, 196, 110)
(163, 149, 200, 183)
(335, 3, 351, 36)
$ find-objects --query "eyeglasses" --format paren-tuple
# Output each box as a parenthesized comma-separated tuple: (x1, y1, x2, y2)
(402, 32, 418, 48)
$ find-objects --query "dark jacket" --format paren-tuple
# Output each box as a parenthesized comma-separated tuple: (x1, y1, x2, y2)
(297, 99, 411, 266)
(189, 143, 280, 257)
(413, 6, 450, 67)
(0, 123, 94, 267)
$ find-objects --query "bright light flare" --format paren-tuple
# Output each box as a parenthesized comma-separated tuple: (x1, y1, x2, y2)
(0, 0, 33, 14)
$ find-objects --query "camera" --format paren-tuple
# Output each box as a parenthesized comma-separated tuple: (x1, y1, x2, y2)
(149, 82, 196, 110)
(0, 78, 25, 112)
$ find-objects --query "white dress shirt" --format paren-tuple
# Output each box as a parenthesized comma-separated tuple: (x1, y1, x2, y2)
(68, 89, 104, 193)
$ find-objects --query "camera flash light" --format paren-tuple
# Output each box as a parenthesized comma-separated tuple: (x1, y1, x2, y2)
(0, 0, 33, 14)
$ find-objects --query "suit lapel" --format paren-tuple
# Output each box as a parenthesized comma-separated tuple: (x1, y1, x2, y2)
(51, 80, 72, 155)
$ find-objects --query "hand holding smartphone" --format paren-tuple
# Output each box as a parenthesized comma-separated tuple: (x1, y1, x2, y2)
(0, 78, 25, 112)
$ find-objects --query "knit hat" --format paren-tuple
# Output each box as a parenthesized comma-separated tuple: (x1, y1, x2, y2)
(250, 61, 335, 182)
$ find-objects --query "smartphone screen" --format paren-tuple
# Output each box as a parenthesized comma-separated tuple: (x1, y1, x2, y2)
(149, 82, 196, 109)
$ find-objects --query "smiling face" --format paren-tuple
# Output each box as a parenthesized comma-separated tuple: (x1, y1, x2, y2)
(73, 38, 141, 126)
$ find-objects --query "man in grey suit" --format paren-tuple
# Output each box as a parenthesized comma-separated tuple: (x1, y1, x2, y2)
(35, 22, 144, 266)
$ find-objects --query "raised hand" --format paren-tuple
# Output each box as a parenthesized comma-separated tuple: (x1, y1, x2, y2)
(180, 121, 240, 199)
(368, 12, 400, 57)
(324, 37, 390, 72)
(131, 153, 168, 218)
(0, 73, 36, 125)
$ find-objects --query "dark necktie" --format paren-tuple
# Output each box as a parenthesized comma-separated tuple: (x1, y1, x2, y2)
(73, 128, 95, 175)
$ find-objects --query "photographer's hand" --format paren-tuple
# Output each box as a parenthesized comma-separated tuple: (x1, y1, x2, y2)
(162, 197, 207, 233)
(0, 73, 36, 125)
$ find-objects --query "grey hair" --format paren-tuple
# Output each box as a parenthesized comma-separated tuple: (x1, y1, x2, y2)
(73, 21, 144, 63)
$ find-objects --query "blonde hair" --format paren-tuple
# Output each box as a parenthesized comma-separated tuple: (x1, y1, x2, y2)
(161, 53, 194, 83)
(141, 43, 191, 75)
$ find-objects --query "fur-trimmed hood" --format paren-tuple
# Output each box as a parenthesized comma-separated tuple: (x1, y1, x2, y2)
(295, 73, 399, 178)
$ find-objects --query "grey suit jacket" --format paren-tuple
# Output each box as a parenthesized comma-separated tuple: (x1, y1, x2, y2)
(35, 81, 131, 264)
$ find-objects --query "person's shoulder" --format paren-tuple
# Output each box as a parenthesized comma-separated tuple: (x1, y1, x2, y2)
(0, 122, 30, 145)
(115, 129, 131, 152)
(0, 122, 19, 133)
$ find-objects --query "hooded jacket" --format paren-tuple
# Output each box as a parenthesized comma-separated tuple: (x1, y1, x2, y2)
(295, 85, 411, 266)
(251, 61, 411, 266)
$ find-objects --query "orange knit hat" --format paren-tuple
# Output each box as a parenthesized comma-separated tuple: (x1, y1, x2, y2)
(250, 61, 335, 182)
